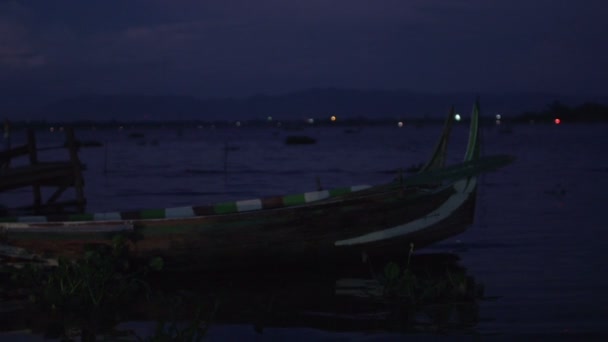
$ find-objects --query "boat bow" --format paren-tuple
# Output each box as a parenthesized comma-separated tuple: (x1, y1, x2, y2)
(335, 100, 483, 247)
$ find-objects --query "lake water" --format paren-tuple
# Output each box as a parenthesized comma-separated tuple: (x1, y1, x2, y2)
(1, 121, 608, 340)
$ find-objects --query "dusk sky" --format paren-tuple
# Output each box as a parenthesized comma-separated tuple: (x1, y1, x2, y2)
(1, 0, 607, 100)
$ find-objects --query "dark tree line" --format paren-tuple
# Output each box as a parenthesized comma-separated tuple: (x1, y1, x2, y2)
(516, 101, 608, 123)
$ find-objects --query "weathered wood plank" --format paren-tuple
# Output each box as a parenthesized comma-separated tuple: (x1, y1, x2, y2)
(0, 128, 87, 214)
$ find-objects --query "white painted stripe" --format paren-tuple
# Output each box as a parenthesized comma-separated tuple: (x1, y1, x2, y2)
(335, 178, 476, 246)
(304, 190, 330, 203)
(94, 212, 122, 221)
(236, 199, 263, 212)
(351, 185, 372, 192)
(165, 206, 195, 218)
(0, 244, 37, 259)
(17, 216, 47, 223)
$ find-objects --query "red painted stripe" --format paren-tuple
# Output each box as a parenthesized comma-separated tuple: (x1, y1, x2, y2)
(261, 196, 284, 209)
(192, 205, 215, 216)
(121, 211, 141, 220)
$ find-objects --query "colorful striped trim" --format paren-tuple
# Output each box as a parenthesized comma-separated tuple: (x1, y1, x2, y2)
(1, 184, 371, 223)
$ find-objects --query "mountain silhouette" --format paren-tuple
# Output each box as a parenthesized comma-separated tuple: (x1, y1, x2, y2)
(2, 88, 606, 122)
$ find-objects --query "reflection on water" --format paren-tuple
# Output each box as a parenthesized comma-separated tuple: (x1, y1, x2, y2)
(3, 123, 608, 338)
(1, 253, 482, 340)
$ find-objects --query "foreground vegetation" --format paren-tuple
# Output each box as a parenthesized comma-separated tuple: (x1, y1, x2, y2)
(1, 241, 484, 340)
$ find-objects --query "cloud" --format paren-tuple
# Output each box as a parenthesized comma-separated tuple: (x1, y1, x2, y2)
(1, 0, 607, 96)
(0, 4, 46, 68)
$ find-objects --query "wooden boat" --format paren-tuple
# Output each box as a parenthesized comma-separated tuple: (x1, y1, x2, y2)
(0, 101, 513, 270)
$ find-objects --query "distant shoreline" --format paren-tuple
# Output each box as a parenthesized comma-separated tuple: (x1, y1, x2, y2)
(3, 89, 607, 123)
(3, 100, 608, 128)
(3, 115, 607, 130)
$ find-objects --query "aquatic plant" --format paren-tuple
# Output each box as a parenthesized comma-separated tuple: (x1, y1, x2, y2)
(6, 235, 164, 341)
(137, 300, 216, 342)
(380, 244, 484, 306)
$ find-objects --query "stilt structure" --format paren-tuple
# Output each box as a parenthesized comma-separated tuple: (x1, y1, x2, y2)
(0, 127, 85, 215)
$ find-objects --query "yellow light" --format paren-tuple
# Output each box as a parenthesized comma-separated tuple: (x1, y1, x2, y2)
(330, 115, 337, 122)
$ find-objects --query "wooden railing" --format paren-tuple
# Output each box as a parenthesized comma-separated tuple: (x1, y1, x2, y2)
(0, 128, 85, 215)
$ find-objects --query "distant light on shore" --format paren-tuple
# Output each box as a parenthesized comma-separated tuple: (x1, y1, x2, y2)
(330, 115, 337, 122)
(554, 118, 561, 125)
(454, 114, 461, 121)
(398, 121, 404, 128)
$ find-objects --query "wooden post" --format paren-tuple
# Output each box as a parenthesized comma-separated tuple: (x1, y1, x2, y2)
(223, 141, 228, 178)
(316, 176, 323, 191)
(1, 119, 11, 169)
(27, 129, 42, 212)
(103, 140, 108, 175)
(66, 127, 86, 212)
(3, 119, 10, 151)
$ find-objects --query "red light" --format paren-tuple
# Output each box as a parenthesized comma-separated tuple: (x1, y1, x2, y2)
(554, 118, 561, 125)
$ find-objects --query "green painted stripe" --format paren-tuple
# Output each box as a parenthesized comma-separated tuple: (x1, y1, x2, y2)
(465, 100, 480, 162)
(329, 187, 350, 197)
(141, 209, 165, 219)
(282, 193, 306, 206)
(8, 231, 112, 240)
(19, 216, 47, 223)
(214, 202, 237, 214)
(2, 183, 373, 223)
(68, 213, 94, 221)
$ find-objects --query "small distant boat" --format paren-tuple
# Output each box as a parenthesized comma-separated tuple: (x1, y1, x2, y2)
(499, 125, 514, 134)
(127, 132, 145, 139)
(343, 128, 360, 134)
(284, 135, 317, 145)
(0, 100, 513, 271)
(68, 140, 103, 148)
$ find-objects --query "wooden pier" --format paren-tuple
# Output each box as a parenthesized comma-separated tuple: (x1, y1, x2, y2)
(0, 127, 85, 215)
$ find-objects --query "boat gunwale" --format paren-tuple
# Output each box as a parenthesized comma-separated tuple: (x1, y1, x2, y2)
(0, 106, 462, 227)
(0, 183, 444, 231)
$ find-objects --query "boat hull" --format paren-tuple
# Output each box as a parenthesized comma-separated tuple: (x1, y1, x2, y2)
(1, 179, 477, 271)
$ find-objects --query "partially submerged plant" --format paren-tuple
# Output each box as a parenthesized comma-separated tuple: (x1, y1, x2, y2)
(7, 234, 164, 341)
(380, 244, 484, 306)
(137, 300, 217, 342)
